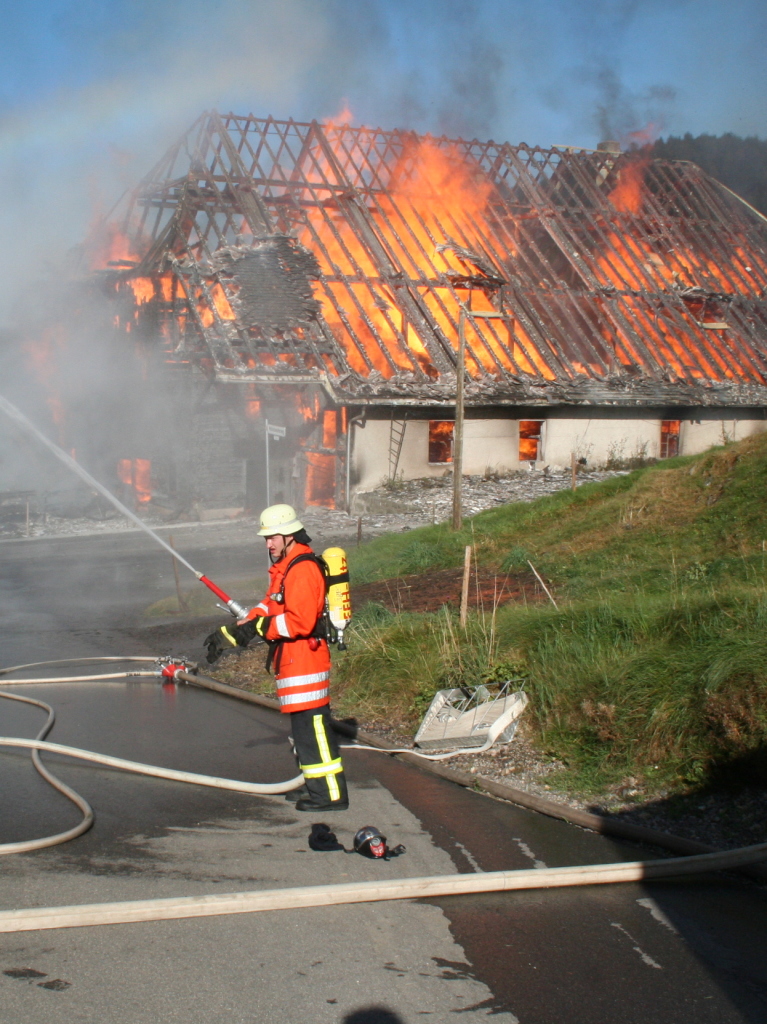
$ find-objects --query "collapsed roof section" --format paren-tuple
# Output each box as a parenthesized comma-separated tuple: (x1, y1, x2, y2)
(111, 111, 767, 407)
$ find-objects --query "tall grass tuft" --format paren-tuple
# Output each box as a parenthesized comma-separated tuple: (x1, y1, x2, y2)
(335, 586, 767, 793)
(333, 599, 524, 727)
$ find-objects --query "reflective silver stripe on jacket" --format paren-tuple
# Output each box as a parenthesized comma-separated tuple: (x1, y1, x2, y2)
(278, 670, 330, 689)
(279, 687, 330, 707)
(275, 613, 291, 638)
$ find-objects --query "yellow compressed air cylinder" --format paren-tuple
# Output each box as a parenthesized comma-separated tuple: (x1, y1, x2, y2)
(322, 547, 352, 649)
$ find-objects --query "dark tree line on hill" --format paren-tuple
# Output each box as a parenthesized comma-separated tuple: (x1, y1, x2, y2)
(651, 134, 767, 216)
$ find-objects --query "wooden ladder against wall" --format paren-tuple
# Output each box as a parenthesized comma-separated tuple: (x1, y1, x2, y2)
(388, 417, 407, 480)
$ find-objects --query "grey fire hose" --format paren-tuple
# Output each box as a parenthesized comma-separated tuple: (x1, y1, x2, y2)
(1, 659, 766, 935)
(0, 657, 159, 677)
(1, 690, 95, 855)
(0, 668, 305, 855)
(2, 838, 767, 934)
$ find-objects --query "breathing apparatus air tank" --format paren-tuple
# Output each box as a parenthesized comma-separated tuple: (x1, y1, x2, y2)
(321, 547, 352, 650)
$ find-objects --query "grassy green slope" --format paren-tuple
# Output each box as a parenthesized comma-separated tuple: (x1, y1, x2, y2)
(338, 434, 767, 795)
(349, 434, 767, 596)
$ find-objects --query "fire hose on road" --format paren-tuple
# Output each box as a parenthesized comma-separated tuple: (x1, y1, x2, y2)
(0, 660, 305, 856)
(0, 657, 527, 855)
(1, 659, 766, 935)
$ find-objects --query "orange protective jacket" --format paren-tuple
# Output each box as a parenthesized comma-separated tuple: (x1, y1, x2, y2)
(245, 543, 330, 713)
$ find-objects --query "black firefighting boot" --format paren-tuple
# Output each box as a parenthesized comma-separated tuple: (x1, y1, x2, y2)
(295, 771, 349, 812)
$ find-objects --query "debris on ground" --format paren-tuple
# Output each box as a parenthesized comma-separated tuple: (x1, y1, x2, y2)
(308, 466, 628, 540)
(1, 467, 625, 543)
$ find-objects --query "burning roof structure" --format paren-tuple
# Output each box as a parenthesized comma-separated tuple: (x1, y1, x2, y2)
(102, 110, 767, 410)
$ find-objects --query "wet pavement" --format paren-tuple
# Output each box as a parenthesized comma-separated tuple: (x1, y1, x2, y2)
(1, 529, 767, 1022)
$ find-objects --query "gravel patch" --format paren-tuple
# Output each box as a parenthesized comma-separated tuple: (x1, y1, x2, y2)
(2, 466, 624, 545)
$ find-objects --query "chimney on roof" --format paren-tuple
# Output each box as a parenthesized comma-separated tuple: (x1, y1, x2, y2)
(597, 140, 622, 155)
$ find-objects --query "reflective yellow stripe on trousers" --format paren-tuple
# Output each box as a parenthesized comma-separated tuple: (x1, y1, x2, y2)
(299, 714, 342, 800)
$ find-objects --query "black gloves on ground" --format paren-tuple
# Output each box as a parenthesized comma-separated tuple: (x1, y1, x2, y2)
(308, 823, 344, 852)
(203, 620, 258, 664)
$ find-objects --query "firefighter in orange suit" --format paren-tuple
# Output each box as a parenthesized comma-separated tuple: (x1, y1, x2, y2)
(204, 504, 348, 812)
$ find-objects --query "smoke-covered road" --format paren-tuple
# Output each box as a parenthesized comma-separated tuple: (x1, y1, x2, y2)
(1, 530, 766, 1022)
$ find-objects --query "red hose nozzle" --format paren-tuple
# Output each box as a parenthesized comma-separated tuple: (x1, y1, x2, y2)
(197, 575, 249, 619)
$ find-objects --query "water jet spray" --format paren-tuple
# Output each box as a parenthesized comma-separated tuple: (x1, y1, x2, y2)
(0, 394, 249, 617)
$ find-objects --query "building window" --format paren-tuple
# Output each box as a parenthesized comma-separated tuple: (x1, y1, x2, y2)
(428, 421, 454, 463)
(660, 420, 680, 459)
(519, 421, 543, 462)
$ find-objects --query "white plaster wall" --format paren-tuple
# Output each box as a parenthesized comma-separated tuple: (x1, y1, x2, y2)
(351, 418, 520, 490)
(543, 418, 662, 467)
(352, 415, 767, 488)
(535, 416, 767, 467)
(350, 419, 394, 492)
(680, 418, 767, 454)
(463, 419, 519, 474)
(398, 420, 446, 481)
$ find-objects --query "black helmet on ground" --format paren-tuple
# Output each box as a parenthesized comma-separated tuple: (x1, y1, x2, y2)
(353, 825, 405, 860)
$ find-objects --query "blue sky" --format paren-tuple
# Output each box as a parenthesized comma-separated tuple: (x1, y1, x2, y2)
(0, 0, 764, 316)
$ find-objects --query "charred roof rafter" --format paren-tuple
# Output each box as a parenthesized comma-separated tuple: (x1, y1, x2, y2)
(109, 112, 767, 407)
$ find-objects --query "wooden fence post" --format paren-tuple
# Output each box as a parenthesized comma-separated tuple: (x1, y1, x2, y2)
(460, 545, 472, 627)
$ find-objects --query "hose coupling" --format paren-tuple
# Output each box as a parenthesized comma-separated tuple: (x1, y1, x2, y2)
(155, 657, 194, 682)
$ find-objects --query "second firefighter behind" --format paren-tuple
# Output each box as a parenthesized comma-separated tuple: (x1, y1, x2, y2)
(204, 503, 348, 812)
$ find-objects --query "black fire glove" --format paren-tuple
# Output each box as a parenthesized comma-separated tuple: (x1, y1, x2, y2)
(203, 621, 258, 664)
(253, 615, 273, 640)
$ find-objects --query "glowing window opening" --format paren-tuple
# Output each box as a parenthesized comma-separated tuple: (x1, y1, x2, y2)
(428, 421, 454, 464)
(519, 420, 543, 462)
(660, 420, 680, 459)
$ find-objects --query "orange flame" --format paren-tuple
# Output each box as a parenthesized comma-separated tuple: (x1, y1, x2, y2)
(159, 274, 175, 301)
(322, 409, 337, 449)
(197, 281, 236, 327)
(295, 389, 322, 423)
(325, 100, 353, 127)
(87, 223, 142, 271)
(609, 159, 649, 215)
(130, 277, 155, 305)
(305, 452, 335, 506)
(298, 137, 557, 380)
(118, 458, 151, 504)
(114, 129, 766, 394)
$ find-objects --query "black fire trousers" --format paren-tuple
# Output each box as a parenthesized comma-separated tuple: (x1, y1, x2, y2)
(290, 704, 348, 806)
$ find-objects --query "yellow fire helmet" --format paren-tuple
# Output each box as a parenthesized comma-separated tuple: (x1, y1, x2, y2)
(257, 503, 304, 536)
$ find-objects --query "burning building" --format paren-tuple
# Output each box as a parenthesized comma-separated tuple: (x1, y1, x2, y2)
(93, 112, 767, 512)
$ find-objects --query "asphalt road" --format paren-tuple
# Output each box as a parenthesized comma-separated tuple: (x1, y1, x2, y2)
(1, 525, 766, 1023)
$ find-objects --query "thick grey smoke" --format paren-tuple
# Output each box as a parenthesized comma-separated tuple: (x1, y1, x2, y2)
(0, 0, 332, 493)
(590, 66, 677, 145)
(1, 0, 765, 496)
(573, 0, 685, 145)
